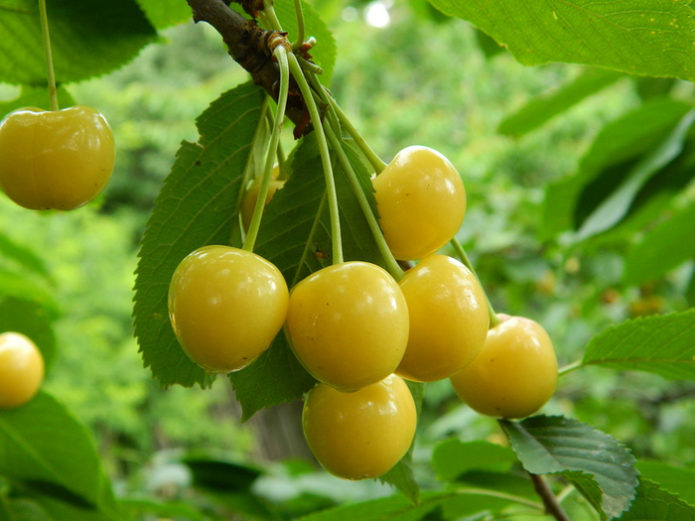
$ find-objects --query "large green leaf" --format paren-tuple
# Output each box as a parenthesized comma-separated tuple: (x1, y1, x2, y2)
(0, 392, 119, 519)
(542, 98, 692, 237)
(582, 309, 695, 380)
(498, 68, 623, 137)
(0, 0, 157, 85)
(624, 202, 695, 284)
(133, 82, 265, 388)
(428, 0, 695, 81)
(0, 296, 56, 369)
(636, 461, 695, 506)
(136, 0, 191, 29)
(616, 479, 695, 521)
(576, 109, 695, 240)
(500, 415, 637, 519)
(432, 439, 516, 481)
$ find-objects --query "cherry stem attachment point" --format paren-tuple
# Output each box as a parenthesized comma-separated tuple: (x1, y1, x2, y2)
(450, 237, 499, 328)
(38, 0, 58, 111)
(243, 45, 290, 252)
(288, 53, 343, 264)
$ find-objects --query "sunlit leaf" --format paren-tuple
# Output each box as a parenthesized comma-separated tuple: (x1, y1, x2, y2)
(616, 479, 695, 521)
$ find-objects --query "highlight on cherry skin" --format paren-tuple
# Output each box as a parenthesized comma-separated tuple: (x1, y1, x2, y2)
(0, 332, 45, 409)
(396, 254, 489, 382)
(302, 374, 417, 480)
(372, 145, 466, 261)
(285, 261, 409, 391)
(168, 245, 289, 373)
(0, 106, 115, 210)
(450, 315, 558, 419)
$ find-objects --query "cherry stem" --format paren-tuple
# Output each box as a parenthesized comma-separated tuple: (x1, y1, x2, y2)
(288, 53, 344, 264)
(529, 473, 571, 521)
(292, 0, 305, 49)
(260, 3, 283, 31)
(243, 45, 289, 252)
(38, 0, 58, 111)
(557, 359, 583, 377)
(324, 123, 404, 280)
(450, 237, 500, 328)
(319, 86, 387, 173)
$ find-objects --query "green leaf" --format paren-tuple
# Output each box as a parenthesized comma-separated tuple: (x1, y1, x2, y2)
(0, 231, 50, 280)
(0, 269, 58, 316)
(576, 109, 695, 240)
(582, 309, 695, 380)
(294, 492, 448, 521)
(0, 86, 75, 120)
(0, 498, 51, 521)
(266, 0, 337, 83)
(542, 98, 692, 238)
(0, 0, 157, 85)
(616, 479, 695, 521)
(498, 68, 622, 137)
(636, 461, 695, 506)
(0, 392, 117, 517)
(133, 82, 265, 388)
(500, 415, 637, 519)
(474, 28, 504, 58)
(432, 439, 516, 481)
(427, 0, 695, 81)
(624, 202, 695, 284)
(135, 0, 191, 29)
(379, 454, 419, 503)
(0, 296, 56, 369)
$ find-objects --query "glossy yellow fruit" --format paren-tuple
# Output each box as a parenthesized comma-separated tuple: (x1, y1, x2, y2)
(240, 178, 285, 230)
(0, 106, 115, 210)
(373, 146, 466, 260)
(168, 245, 289, 373)
(286, 261, 409, 391)
(0, 332, 44, 409)
(396, 255, 489, 382)
(450, 316, 558, 419)
(302, 374, 416, 480)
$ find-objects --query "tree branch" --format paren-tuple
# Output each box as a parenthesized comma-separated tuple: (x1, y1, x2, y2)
(529, 473, 571, 521)
(186, 0, 310, 134)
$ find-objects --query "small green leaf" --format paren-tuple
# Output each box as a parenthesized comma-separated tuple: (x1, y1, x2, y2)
(379, 453, 419, 503)
(432, 439, 516, 481)
(136, 0, 191, 29)
(294, 492, 448, 521)
(0, 392, 117, 515)
(616, 479, 695, 521)
(0, 0, 157, 85)
(624, 202, 695, 284)
(500, 415, 637, 519)
(427, 0, 695, 81)
(133, 82, 265, 388)
(0, 296, 56, 369)
(498, 68, 622, 137)
(576, 109, 695, 240)
(582, 309, 695, 380)
(636, 461, 695, 506)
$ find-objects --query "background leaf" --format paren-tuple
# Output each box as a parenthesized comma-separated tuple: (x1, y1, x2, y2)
(136, 0, 192, 29)
(636, 461, 695, 506)
(624, 202, 695, 285)
(498, 68, 623, 137)
(501, 415, 637, 519)
(432, 439, 516, 481)
(427, 0, 695, 81)
(0, 0, 157, 85)
(294, 492, 447, 521)
(0, 86, 75, 119)
(133, 82, 264, 388)
(582, 309, 695, 380)
(616, 479, 695, 521)
(0, 296, 56, 369)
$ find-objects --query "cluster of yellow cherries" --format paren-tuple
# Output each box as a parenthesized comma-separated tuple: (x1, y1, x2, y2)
(168, 146, 558, 480)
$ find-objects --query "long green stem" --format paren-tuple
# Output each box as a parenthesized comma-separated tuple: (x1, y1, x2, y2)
(325, 124, 404, 279)
(38, 0, 58, 111)
(320, 87, 387, 173)
(292, 194, 327, 286)
(292, 0, 305, 49)
(451, 237, 499, 328)
(288, 52, 343, 264)
(260, 3, 283, 31)
(558, 359, 583, 377)
(243, 46, 290, 252)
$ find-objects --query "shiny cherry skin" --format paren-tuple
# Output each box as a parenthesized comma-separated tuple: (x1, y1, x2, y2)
(302, 374, 416, 480)
(396, 255, 489, 382)
(0, 332, 45, 409)
(0, 106, 115, 210)
(372, 146, 466, 260)
(450, 315, 558, 419)
(168, 245, 289, 373)
(286, 261, 409, 391)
